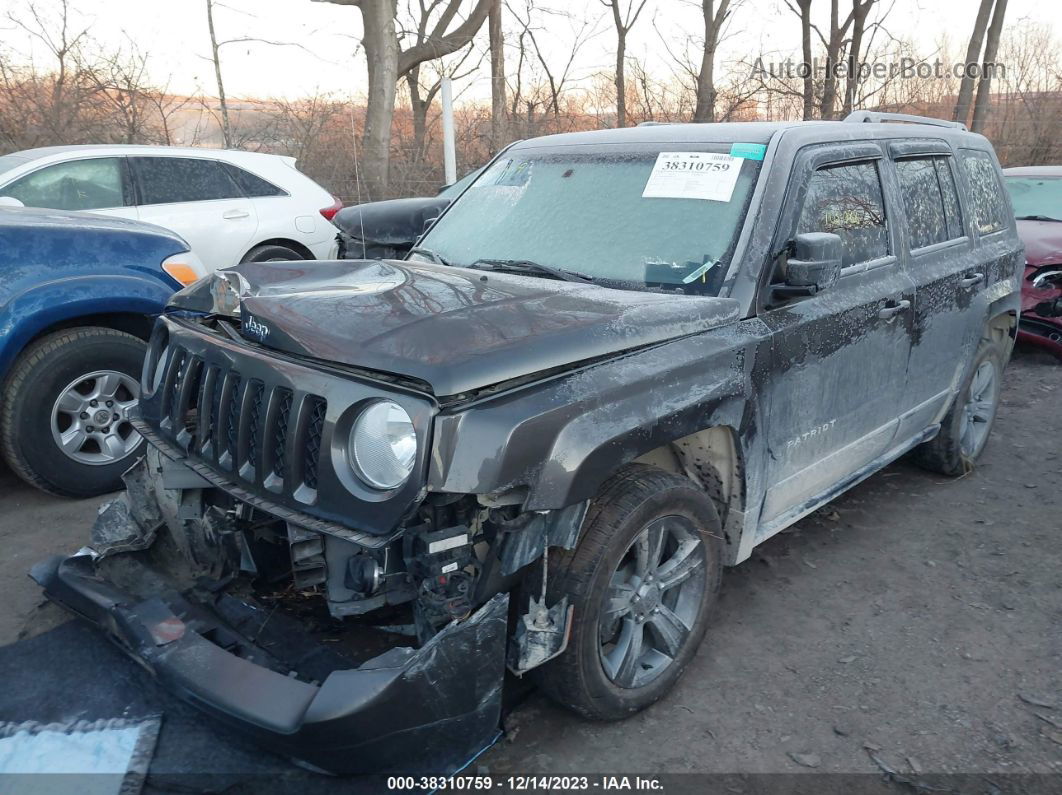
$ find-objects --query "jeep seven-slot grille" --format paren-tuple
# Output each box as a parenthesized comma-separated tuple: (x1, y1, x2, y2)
(162, 345, 327, 499)
(303, 396, 327, 490)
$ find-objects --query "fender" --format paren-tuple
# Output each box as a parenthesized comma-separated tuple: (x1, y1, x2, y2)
(0, 274, 177, 380)
(428, 318, 774, 515)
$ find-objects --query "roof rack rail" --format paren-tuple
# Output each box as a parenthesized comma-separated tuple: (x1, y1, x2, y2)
(844, 110, 967, 131)
(637, 120, 672, 127)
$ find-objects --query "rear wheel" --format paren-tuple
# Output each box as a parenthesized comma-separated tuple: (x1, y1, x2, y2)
(242, 244, 305, 263)
(534, 465, 722, 720)
(1, 328, 146, 497)
(915, 336, 1005, 476)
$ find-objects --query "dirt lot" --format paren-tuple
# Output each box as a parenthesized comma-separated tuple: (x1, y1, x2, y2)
(0, 347, 1059, 784)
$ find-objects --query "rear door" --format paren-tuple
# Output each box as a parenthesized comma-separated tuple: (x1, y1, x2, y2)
(758, 143, 916, 532)
(890, 144, 1020, 442)
(888, 141, 983, 441)
(131, 156, 258, 270)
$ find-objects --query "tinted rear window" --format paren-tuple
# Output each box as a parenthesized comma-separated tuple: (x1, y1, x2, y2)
(134, 157, 243, 205)
(221, 162, 286, 197)
(895, 156, 964, 249)
(960, 150, 1008, 235)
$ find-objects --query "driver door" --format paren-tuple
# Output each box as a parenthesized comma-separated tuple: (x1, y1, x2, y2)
(757, 144, 916, 535)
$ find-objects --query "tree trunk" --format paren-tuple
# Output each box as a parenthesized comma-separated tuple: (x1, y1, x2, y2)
(953, 0, 994, 125)
(615, 30, 627, 127)
(842, 0, 874, 117)
(205, 0, 232, 148)
(488, 0, 507, 150)
(796, 0, 814, 120)
(694, 0, 731, 123)
(360, 0, 399, 200)
(819, 0, 843, 120)
(406, 70, 428, 163)
(971, 0, 1007, 133)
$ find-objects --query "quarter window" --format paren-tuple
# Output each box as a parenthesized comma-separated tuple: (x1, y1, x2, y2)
(221, 162, 285, 197)
(134, 157, 243, 205)
(797, 161, 889, 267)
(0, 158, 125, 211)
(895, 156, 964, 249)
(960, 149, 1007, 235)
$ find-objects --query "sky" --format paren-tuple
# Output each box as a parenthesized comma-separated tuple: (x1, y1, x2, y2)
(1, 0, 1058, 103)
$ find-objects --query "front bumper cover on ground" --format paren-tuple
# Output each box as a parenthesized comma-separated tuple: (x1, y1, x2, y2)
(30, 553, 508, 775)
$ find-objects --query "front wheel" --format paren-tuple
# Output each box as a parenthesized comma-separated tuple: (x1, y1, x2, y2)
(534, 465, 722, 720)
(1, 328, 146, 497)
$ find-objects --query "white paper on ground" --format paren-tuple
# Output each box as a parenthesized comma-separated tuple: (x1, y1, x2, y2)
(642, 152, 742, 202)
(0, 717, 161, 795)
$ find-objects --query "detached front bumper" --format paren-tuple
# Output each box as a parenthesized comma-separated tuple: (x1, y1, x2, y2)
(31, 553, 508, 775)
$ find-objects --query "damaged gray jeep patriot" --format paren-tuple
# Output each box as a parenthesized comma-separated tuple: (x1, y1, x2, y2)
(34, 111, 1022, 774)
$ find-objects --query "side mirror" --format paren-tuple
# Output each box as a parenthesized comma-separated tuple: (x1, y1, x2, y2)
(775, 232, 843, 298)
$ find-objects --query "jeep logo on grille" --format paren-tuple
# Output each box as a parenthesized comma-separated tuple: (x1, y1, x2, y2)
(244, 314, 270, 341)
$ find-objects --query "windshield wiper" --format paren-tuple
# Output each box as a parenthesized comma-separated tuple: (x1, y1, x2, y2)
(1016, 214, 1062, 222)
(466, 258, 593, 283)
(407, 246, 450, 265)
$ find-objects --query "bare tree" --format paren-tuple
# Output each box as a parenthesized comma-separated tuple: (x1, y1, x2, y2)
(971, 0, 1007, 133)
(600, 0, 648, 127)
(2, 0, 101, 146)
(694, 0, 737, 122)
(319, 0, 491, 200)
(783, 0, 815, 120)
(953, 0, 994, 125)
(508, 1, 601, 118)
(488, 0, 507, 150)
(204, 0, 233, 146)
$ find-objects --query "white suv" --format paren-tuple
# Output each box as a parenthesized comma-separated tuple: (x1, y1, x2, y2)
(0, 145, 342, 270)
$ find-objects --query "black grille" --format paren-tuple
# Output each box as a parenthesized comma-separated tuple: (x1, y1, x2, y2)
(303, 397, 327, 491)
(246, 381, 264, 467)
(272, 388, 293, 478)
(159, 345, 327, 501)
(226, 374, 242, 462)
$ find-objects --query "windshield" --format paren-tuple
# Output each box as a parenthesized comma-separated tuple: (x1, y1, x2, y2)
(416, 145, 763, 295)
(1005, 175, 1062, 221)
(438, 166, 483, 198)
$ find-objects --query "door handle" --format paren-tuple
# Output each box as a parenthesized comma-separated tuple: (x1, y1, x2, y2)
(878, 299, 911, 320)
(960, 272, 985, 288)
(222, 209, 250, 220)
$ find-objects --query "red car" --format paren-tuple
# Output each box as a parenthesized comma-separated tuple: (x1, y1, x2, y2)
(1003, 166, 1062, 358)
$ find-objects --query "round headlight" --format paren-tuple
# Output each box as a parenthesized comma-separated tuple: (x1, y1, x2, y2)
(348, 401, 417, 490)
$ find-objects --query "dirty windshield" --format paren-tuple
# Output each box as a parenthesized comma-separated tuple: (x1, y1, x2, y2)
(415, 145, 762, 294)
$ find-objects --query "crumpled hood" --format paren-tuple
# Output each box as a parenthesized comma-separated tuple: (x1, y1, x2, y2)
(169, 259, 741, 395)
(1017, 219, 1062, 266)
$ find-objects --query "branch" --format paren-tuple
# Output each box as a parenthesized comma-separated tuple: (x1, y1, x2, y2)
(398, 0, 491, 76)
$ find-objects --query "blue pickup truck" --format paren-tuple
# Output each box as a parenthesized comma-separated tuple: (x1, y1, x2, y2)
(0, 206, 205, 496)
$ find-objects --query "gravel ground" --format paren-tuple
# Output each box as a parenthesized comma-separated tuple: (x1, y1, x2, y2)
(0, 347, 1058, 785)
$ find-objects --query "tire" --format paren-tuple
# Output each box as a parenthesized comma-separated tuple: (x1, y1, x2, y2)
(242, 244, 306, 263)
(533, 464, 723, 720)
(1, 328, 147, 497)
(914, 336, 1006, 476)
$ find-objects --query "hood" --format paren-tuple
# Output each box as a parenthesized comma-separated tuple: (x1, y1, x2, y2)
(332, 197, 450, 245)
(1016, 219, 1062, 265)
(170, 259, 741, 395)
(0, 205, 186, 244)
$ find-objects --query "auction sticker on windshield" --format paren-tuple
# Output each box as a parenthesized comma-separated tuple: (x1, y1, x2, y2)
(642, 152, 742, 202)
